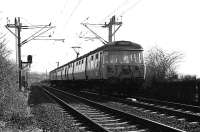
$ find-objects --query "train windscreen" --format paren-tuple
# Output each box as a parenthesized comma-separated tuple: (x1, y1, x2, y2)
(104, 51, 143, 64)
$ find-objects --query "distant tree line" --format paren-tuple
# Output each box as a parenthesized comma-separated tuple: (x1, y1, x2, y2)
(28, 72, 46, 84)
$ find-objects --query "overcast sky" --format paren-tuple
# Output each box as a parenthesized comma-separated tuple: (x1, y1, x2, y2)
(0, 0, 200, 77)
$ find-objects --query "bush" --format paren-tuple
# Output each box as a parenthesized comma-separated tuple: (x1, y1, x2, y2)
(0, 34, 30, 125)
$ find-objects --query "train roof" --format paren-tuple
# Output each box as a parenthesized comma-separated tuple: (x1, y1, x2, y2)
(50, 41, 143, 72)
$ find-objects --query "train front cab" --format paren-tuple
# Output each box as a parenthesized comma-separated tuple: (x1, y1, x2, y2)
(101, 49, 145, 96)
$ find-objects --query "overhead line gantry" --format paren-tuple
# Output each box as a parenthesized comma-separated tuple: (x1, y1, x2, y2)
(80, 15, 122, 44)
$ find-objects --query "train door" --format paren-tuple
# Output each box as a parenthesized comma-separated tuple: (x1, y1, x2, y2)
(60, 69, 62, 80)
(85, 57, 88, 80)
(94, 53, 99, 79)
(68, 64, 73, 80)
(99, 52, 103, 79)
(102, 51, 109, 79)
(65, 66, 68, 80)
(72, 62, 75, 80)
(55, 71, 58, 80)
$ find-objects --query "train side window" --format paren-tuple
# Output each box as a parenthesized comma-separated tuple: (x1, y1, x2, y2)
(95, 53, 98, 59)
(100, 52, 102, 61)
(103, 53, 107, 64)
(91, 55, 93, 61)
(132, 53, 136, 63)
(82, 59, 84, 64)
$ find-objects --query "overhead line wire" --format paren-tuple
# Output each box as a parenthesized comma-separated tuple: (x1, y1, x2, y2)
(60, 0, 69, 14)
(99, 0, 129, 23)
(120, 0, 143, 16)
(63, 0, 82, 28)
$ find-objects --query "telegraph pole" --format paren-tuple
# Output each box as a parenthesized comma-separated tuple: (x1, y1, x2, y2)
(16, 18, 22, 90)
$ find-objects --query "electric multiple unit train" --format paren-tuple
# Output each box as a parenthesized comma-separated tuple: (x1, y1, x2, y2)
(49, 41, 145, 95)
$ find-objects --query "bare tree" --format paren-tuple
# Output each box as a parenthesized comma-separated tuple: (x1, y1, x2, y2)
(0, 31, 28, 119)
(145, 46, 183, 82)
(0, 33, 10, 104)
(0, 34, 10, 57)
(0, 33, 17, 115)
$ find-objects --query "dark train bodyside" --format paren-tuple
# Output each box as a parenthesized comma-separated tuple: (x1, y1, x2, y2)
(49, 41, 145, 96)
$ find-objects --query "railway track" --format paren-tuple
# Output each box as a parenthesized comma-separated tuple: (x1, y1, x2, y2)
(123, 97, 200, 123)
(131, 96, 200, 116)
(121, 97, 200, 122)
(42, 86, 186, 132)
(78, 90, 200, 131)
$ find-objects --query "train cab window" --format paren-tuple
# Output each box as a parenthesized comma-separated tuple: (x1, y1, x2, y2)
(140, 53, 143, 63)
(107, 51, 143, 64)
(123, 56, 129, 63)
(132, 54, 136, 63)
(110, 55, 118, 64)
(138, 52, 143, 63)
(132, 52, 143, 63)
(135, 53, 139, 63)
